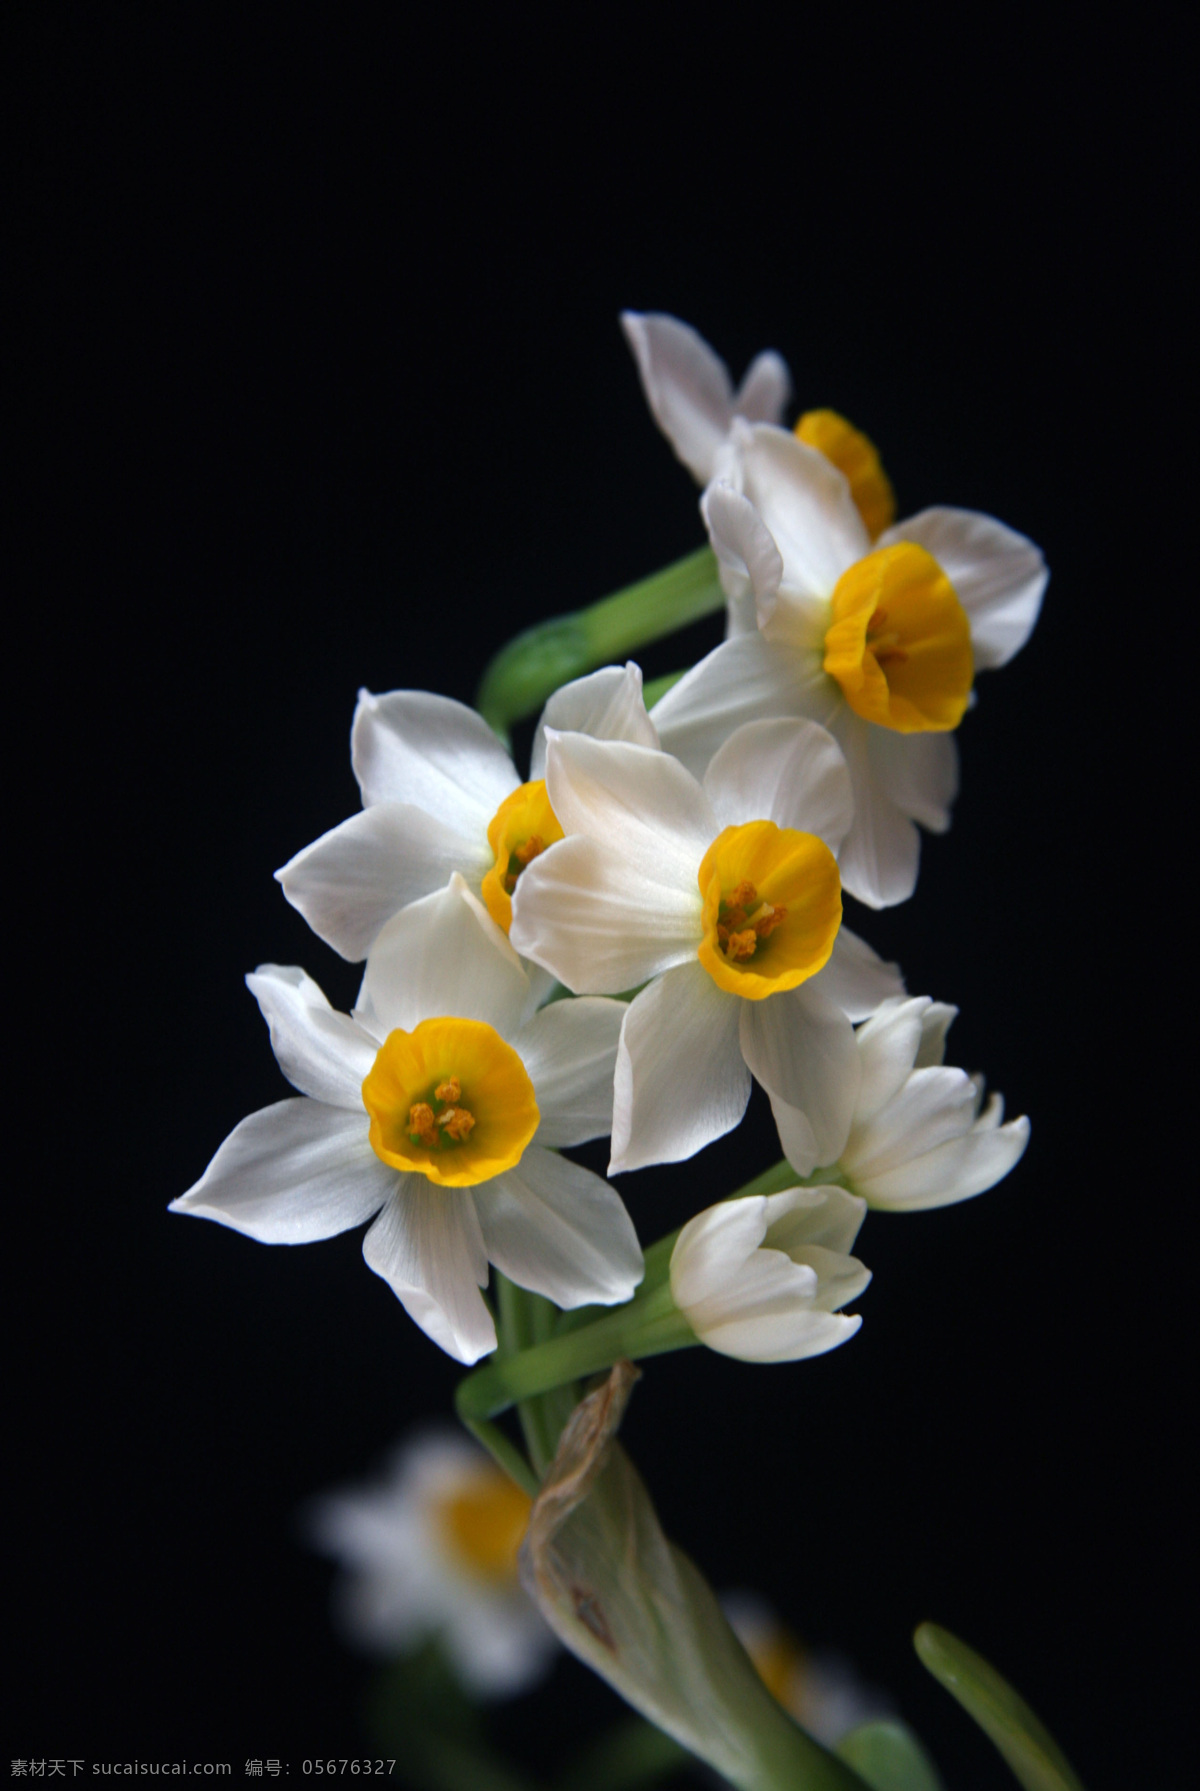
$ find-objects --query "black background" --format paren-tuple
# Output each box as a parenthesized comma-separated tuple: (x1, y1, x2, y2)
(11, 11, 1187, 1788)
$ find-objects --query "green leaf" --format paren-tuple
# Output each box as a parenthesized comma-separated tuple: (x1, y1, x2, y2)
(913, 1623, 1085, 1791)
(835, 1720, 944, 1791)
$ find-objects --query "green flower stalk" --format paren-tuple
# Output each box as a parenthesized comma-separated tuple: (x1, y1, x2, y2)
(476, 545, 723, 741)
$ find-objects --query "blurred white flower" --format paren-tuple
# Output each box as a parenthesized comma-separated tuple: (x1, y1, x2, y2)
(670, 1185, 869, 1363)
(725, 1594, 893, 1746)
(510, 720, 904, 1174)
(651, 425, 1047, 908)
(171, 877, 642, 1363)
(774, 995, 1030, 1210)
(277, 664, 659, 958)
(308, 1431, 554, 1696)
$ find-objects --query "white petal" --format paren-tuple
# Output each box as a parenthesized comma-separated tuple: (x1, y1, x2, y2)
(701, 483, 784, 615)
(703, 717, 854, 849)
(742, 983, 859, 1174)
(356, 876, 531, 1040)
(829, 709, 921, 909)
(475, 1145, 643, 1309)
(619, 310, 736, 484)
(697, 1304, 862, 1364)
(879, 507, 1047, 670)
(362, 1182, 496, 1364)
(651, 633, 818, 783)
(610, 962, 750, 1173)
(544, 733, 716, 883)
(352, 688, 516, 825)
(761, 1184, 867, 1257)
(513, 997, 625, 1147)
(853, 1114, 1030, 1210)
(737, 424, 870, 597)
(843, 1067, 980, 1180)
(530, 664, 660, 781)
(851, 997, 931, 1124)
(866, 728, 959, 834)
(915, 1001, 958, 1068)
(809, 926, 905, 1022)
(510, 837, 702, 994)
(734, 349, 792, 424)
(170, 1100, 392, 1242)
(246, 964, 378, 1108)
(276, 803, 490, 962)
(670, 1197, 770, 1311)
(788, 1243, 873, 1314)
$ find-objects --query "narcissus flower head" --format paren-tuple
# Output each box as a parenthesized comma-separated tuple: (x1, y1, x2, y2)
(170, 876, 643, 1363)
(650, 424, 1047, 908)
(509, 720, 904, 1174)
(307, 1430, 555, 1695)
(773, 995, 1030, 1210)
(670, 1184, 870, 1363)
(276, 664, 659, 961)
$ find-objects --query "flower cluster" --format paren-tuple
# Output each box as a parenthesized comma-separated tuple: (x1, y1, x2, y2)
(174, 312, 1036, 1379)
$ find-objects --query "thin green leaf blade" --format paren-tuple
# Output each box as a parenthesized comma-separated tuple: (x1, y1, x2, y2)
(913, 1622, 1085, 1791)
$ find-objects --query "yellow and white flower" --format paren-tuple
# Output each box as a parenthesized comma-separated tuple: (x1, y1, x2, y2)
(171, 877, 643, 1363)
(277, 664, 659, 958)
(775, 994, 1030, 1210)
(670, 1184, 869, 1363)
(509, 721, 903, 1173)
(621, 310, 896, 542)
(651, 424, 1047, 908)
(308, 1430, 554, 1694)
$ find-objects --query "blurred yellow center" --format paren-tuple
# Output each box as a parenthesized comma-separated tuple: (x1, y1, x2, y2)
(697, 822, 841, 1000)
(482, 779, 565, 932)
(362, 1017, 539, 1187)
(822, 542, 973, 733)
(433, 1468, 532, 1586)
(795, 408, 895, 540)
(746, 1622, 807, 1709)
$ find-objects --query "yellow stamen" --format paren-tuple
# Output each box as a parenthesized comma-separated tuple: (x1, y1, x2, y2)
(482, 780, 565, 932)
(697, 822, 841, 999)
(823, 542, 973, 733)
(363, 1016, 539, 1187)
(433, 1468, 533, 1586)
(795, 408, 896, 539)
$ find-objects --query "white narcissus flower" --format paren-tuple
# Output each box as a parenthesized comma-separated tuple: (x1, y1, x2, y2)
(651, 423, 1048, 908)
(774, 995, 1030, 1211)
(670, 1185, 869, 1363)
(509, 720, 904, 1175)
(621, 310, 897, 542)
(277, 664, 659, 959)
(307, 1430, 555, 1695)
(170, 877, 643, 1364)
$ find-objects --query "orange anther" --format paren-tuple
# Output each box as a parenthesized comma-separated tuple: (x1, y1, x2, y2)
(408, 1102, 439, 1147)
(514, 834, 545, 867)
(724, 928, 759, 962)
(435, 1077, 461, 1104)
(438, 1106, 477, 1142)
(752, 902, 787, 940)
(728, 880, 758, 909)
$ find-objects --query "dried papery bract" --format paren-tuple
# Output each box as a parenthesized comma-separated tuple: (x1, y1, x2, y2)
(520, 1363, 866, 1791)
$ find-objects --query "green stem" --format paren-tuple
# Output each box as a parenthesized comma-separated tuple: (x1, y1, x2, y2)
(459, 1282, 694, 1421)
(476, 546, 723, 741)
(456, 1410, 540, 1497)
